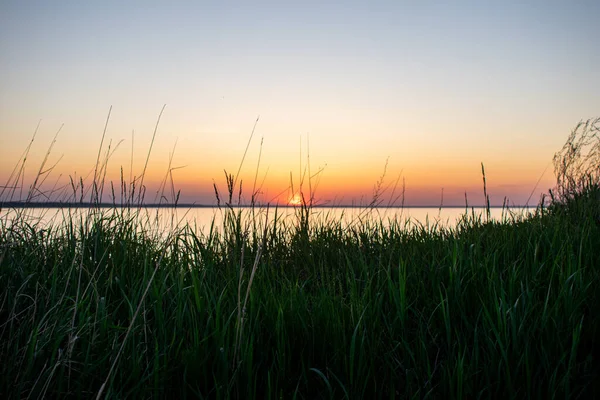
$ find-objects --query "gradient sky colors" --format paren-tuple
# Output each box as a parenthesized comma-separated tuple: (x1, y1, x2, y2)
(1, 1, 599, 206)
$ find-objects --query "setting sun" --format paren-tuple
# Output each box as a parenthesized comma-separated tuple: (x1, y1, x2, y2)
(289, 194, 302, 206)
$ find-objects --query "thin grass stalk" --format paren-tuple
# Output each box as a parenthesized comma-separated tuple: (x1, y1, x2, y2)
(95, 239, 171, 400)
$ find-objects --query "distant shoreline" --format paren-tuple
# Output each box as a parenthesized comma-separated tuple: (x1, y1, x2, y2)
(0, 201, 534, 209)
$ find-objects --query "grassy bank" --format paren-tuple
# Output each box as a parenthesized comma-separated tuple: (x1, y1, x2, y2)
(1, 117, 600, 399)
(1, 187, 599, 399)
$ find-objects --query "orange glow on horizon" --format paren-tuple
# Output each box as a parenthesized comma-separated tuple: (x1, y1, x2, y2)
(288, 194, 302, 206)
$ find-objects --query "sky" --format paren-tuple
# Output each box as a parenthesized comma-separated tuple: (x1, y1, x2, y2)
(1, 0, 599, 206)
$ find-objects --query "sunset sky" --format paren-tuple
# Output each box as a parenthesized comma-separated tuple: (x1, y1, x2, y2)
(1, 1, 599, 206)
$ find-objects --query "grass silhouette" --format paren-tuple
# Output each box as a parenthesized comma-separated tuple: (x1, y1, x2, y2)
(1, 117, 599, 399)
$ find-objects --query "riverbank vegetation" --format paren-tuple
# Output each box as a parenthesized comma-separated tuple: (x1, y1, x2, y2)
(1, 118, 599, 399)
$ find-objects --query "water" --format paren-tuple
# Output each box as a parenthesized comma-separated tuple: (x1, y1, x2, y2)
(1, 206, 535, 236)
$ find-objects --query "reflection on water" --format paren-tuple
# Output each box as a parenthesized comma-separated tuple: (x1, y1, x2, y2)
(2, 206, 536, 236)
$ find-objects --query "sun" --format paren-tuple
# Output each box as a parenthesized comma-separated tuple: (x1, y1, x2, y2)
(289, 194, 302, 206)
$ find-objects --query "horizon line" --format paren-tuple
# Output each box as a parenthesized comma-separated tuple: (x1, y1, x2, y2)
(0, 201, 540, 209)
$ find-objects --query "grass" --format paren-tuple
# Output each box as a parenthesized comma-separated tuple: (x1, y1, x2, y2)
(0, 118, 599, 399)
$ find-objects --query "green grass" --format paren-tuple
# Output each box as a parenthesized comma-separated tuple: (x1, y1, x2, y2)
(1, 188, 599, 399)
(1, 116, 599, 399)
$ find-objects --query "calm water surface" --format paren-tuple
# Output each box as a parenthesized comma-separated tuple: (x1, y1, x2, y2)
(2, 206, 535, 236)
